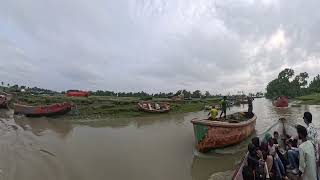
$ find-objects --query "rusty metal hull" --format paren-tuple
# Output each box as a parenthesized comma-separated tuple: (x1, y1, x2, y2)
(14, 103, 72, 117)
(191, 113, 256, 152)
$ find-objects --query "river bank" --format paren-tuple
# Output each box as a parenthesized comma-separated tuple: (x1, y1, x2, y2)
(12, 94, 220, 119)
(296, 93, 320, 105)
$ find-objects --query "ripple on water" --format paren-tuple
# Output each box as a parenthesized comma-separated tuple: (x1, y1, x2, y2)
(0, 111, 67, 180)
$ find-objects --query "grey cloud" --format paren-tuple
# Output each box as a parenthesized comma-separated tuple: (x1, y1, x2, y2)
(0, 0, 320, 93)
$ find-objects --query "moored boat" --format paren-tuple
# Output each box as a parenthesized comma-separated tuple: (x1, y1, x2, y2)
(137, 102, 170, 113)
(14, 102, 73, 117)
(273, 96, 289, 107)
(66, 90, 89, 97)
(191, 112, 257, 153)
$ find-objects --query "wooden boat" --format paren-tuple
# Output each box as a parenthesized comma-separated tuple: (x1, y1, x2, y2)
(232, 119, 300, 180)
(191, 112, 257, 153)
(66, 90, 89, 97)
(14, 102, 73, 117)
(137, 102, 170, 113)
(0, 95, 8, 108)
(273, 96, 288, 107)
(232, 153, 249, 180)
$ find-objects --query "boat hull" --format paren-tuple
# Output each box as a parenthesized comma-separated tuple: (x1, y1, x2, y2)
(191, 113, 256, 152)
(273, 96, 288, 107)
(14, 103, 72, 117)
(231, 153, 248, 180)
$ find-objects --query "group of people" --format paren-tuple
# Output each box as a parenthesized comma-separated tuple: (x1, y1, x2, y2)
(208, 96, 254, 120)
(243, 112, 318, 180)
(207, 96, 229, 120)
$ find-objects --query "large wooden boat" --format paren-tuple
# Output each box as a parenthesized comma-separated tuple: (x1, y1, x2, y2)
(14, 102, 72, 117)
(191, 112, 257, 153)
(137, 102, 170, 113)
(273, 96, 289, 107)
(231, 119, 299, 180)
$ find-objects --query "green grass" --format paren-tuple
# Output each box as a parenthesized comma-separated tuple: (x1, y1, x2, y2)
(12, 94, 220, 120)
(296, 93, 320, 105)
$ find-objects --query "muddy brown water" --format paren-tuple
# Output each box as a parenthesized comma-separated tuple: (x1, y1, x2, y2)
(0, 98, 319, 180)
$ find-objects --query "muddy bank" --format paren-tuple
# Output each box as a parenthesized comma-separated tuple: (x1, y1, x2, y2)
(12, 95, 220, 120)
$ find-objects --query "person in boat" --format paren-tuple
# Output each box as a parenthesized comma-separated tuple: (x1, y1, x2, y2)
(155, 103, 161, 110)
(219, 96, 228, 119)
(272, 131, 289, 171)
(268, 137, 287, 179)
(272, 131, 279, 145)
(247, 96, 253, 113)
(296, 124, 317, 180)
(260, 133, 276, 176)
(252, 137, 260, 150)
(286, 138, 299, 174)
(253, 135, 271, 175)
(303, 112, 320, 163)
(245, 143, 266, 180)
(207, 106, 218, 120)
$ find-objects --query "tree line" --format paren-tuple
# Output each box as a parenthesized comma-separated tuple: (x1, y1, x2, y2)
(90, 89, 214, 98)
(266, 68, 320, 98)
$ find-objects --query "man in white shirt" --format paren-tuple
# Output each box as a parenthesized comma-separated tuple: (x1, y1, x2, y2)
(296, 125, 317, 180)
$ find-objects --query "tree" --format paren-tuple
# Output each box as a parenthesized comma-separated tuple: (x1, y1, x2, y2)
(266, 69, 314, 98)
(7, 83, 9, 87)
(1, 82, 3, 86)
(192, 90, 201, 98)
(309, 74, 320, 93)
(293, 72, 309, 87)
(205, 91, 211, 98)
(278, 68, 294, 79)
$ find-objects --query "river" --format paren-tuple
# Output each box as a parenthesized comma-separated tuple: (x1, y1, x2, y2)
(0, 98, 319, 180)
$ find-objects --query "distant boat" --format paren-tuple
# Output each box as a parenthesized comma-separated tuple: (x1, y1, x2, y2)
(273, 96, 289, 107)
(66, 90, 89, 97)
(0, 95, 8, 108)
(191, 112, 256, 153)
(14, 102, 73, 117)
(137, 102, 170, 113)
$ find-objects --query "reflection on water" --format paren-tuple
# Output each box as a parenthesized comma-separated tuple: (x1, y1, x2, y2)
(0, 98, 319, 180)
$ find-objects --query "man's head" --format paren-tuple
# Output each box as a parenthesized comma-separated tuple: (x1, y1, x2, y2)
(296, 125, 308, 140)
(251, 137, 260, 148)
(303, 112, 312, 125)
(273, 131, 279, 139)
(248, 143, 256, 156)
(268, 138, 274, 146)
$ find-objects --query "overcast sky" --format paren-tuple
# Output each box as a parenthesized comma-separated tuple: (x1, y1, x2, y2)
(0, 0, 320, 94)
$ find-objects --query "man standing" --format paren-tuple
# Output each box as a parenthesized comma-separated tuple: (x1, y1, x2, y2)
(247, 96, 253, 113)
(219, 96, 228, 118)
(296, 125, 317, 180)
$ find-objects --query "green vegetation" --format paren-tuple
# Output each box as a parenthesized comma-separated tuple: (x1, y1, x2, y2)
(266, 68, 320, 100)
(296, 93, 320, 105)
(13, 94, 220, 119)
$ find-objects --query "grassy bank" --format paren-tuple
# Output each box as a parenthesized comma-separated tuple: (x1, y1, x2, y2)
(13, 94, 220, 119)
(296, 93, 320, 105)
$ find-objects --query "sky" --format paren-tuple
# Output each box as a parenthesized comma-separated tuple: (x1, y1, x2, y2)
(0, 0, 320, 94)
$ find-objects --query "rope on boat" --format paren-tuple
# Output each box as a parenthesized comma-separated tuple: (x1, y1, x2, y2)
(39, 149, 56, 157)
